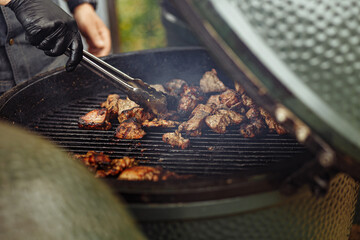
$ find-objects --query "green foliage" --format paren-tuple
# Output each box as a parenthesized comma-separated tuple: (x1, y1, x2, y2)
(116, 0, 166, 52)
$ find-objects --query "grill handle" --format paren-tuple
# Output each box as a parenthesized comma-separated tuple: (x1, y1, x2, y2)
(65, 49, 170, 116)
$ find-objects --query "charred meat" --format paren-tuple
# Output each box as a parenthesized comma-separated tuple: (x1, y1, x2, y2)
(142, 118, 180, 128)
(219, 89, 241, 108)
(117, 97, 139, 115)
(259, 108, 287, 135)
(73, 151, 112, 170)
(101, 94, 120, 119)
(240, 118, 266, 138)
(205, 113, 231, 134)
(178, 104, 214, 136)
(95, 156, 137, 178)
(118, 166, 189, 181)
(115, 118, 146, 139)
(78, 109, 112, 130)
(165, 79, 188, 96)
(177, 85, 204, 116)
(118, 107, 154, 124)
(200, 69, 227, 93)
(162, 131, 190, 149)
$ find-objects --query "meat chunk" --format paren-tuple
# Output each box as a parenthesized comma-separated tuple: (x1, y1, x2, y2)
(73, 151, 112, 170)
(240, 118, 266, 138)
(165, 79, 188, 96)
(115, 118, 146, 139)
(118, 166, 189, 181)
(95, 156, 137, 178)
(206, 94, 221, 108)
(177, 85, 204, 116)
(178, 104, 214, 136)
(205, 113, 231, 134)
(259, 108, 287, 135)
(101, 94, 120, 119)
(217, 109, 244, 125)
(150, 84, 167, 94)
(78, 109, 112, 130)
(142, 118, 180, 128)
(200, 69, 227, 93)
(219, 89, 241, 108)
(117, 107, 154, 124)
(118, 166, 162, 181)
(162, 131, 190, 149)
(117, 97, 139, 115)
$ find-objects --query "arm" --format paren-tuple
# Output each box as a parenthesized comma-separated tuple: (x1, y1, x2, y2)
(5, 0, 83, 71)
(0, 0, 10, 5)
(73, 3, 111, 57)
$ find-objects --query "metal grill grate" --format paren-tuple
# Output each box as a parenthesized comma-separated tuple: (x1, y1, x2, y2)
(30, 92, 309, 176)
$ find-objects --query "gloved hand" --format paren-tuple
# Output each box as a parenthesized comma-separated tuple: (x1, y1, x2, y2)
(6, 0, 83, 71)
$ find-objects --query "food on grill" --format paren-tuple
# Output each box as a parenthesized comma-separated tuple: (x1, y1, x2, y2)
(78, 68, 287, 150)
(200, 68, 227, 93)
(73, 151, 112, 169)
(150, 84, 167, 94)
(259, 108, 287, 135)
(73, 151, 189, 181)
(178, 104, 214, 136)
(95, 156, 137, 178)
(78, 108, 112, 130)
(177, 85, 205, 116)
(118, 166, 188, 181)
(115, 118, 146, 139)
(162, 131, 190, 149)
(100, 94, 120, 119)
(219, 89, 241, 108)
(117, 107, 154, 124)
(142, 118, 180, 128)
(164, 78, 188, 96)
(205, 109, 244, 134)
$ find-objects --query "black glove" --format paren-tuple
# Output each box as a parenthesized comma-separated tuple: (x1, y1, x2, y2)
(6, 0, 83, 72)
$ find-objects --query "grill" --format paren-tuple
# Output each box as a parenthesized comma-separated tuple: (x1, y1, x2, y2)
(29, 91, 308, 177)
(2, 47, 356, 239)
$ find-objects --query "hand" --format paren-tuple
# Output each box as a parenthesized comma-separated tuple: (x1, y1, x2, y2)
(6, 0, 83, 71)
(73, 3, 111, 57)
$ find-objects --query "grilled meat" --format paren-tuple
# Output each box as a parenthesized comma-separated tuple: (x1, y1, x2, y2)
(150, 84, 167, 94)
(241, 94, 256, 108)
(73, 151, 112, 173)
(219, 89, 241, 108)
(259, 108, 287, 135)
(177, 85, 205, 116)
(200, 69, 227, 93)
(162, 131, 190, 149)
(240, 118, 266, 138)
(78, 109, 112, 130)
(165, 79, 188, 96)
(118, 166, 189, 181)
(205, 113, 231, 134)
(178, 104, 214, 136)
(118, 107, 154, 124)
(206, 94, 221, 108)
(95, 156, 137, 178)
(115, 118, 146, 139)
(217, 109, 244, 125)
(118, 166, 162, 181)
(117, 97, 139, 115)
(142, 118, 180, 128)
(101, 94, 120, 119)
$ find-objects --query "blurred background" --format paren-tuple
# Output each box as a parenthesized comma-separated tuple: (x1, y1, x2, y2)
(59, 0, 166, 53)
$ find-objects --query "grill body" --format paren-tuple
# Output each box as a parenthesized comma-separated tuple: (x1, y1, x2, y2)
(0, 47, 357, 239)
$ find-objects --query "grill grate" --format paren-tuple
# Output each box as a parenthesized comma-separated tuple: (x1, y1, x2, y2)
(30, 92, 309, 176)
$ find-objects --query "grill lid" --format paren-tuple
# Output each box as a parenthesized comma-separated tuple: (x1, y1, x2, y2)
(172, 0, 360, 175)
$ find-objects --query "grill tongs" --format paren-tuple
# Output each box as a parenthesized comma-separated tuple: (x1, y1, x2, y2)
(67, 50, 175, 116)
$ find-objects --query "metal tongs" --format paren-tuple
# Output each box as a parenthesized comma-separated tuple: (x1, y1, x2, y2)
(66, 50, 175, 116)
